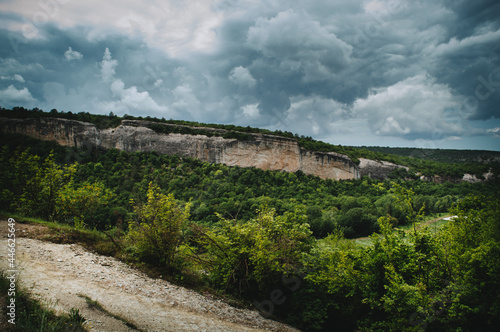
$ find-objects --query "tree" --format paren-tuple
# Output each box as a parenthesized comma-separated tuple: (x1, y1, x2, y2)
(39, 153, 78, 220)
(56, 181, 113, 229)
(194, 205, 313, 295)
(15, 151, 76, 220)
(433, 195, 500, 329)
(391, 182, 426, 232)
(127, 183, 190, 269)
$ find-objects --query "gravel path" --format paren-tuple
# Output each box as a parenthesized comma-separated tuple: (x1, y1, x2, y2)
(0, 219, 299, 332)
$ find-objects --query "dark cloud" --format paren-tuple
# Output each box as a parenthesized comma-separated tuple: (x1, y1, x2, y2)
(443, 0, 500, 39)
(0, 0, 499, 150)
(246, 10, 351, 75)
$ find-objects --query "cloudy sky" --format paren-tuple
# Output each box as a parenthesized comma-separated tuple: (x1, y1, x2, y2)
(1, 0, 499, 150)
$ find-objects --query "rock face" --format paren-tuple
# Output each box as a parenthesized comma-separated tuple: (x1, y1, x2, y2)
(358, 158, 409, 180)
(0, 117, 360, 180)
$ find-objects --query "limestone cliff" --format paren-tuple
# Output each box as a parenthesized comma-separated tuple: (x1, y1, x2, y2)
(0, 117, 359, 180)
(358, 158, 409, 180)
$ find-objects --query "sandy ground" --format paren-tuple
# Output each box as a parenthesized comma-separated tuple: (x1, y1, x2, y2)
(0, 219, 299, 332)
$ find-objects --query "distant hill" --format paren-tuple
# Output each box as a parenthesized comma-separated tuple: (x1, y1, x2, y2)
(356, 146, 500, 164)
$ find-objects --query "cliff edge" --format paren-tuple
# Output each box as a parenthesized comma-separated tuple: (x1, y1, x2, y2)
(0, 117, 360, 181)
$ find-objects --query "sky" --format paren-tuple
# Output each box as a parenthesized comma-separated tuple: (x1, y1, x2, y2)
(0, 0, 499, 151)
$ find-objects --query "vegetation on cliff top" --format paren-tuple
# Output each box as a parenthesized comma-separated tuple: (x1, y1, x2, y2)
(2, 106, 498, 178)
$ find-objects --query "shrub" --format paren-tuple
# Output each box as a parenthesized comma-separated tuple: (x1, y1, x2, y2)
(127, 182, 190, 269)
(195, 205, 313, 296)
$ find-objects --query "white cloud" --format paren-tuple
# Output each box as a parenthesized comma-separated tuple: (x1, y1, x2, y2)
(432, 29, 500, 57)
(0, 74, 25, 82)
(101, 79, 168, 115)
(14, 74, 24, 82)
(377, 116, 410, 135)
(171, 84, 200, 115)
(153, 79, 163, 88)
(487, 127, 500, 137)
(363, 0, 387, 13)
(100, 48, 118, 82)
(353, 74, 462, 138)
(284, 96, 351, 136)
(93, 47, 170, 116)
(0, 0, 223, 57)
(0, 85, 36, 106)
(64, 47, 83, 61)
(241, 103, 259, 118)
(229, 66, 256, 88)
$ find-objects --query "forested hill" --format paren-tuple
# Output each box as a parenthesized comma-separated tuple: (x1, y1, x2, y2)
(1, 106, 499, 178)
(357, 146, 500, 164)
(1, 108, 500, 331)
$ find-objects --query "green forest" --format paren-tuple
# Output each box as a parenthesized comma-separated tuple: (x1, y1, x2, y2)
(1, 108, 500, 331)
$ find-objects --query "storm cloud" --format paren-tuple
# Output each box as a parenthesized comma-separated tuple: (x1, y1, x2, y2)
(0, 0, 499, 150)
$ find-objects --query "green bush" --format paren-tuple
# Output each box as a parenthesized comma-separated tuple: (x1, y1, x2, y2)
(127, 182, 190, 269)
(195, 205, 313, 296)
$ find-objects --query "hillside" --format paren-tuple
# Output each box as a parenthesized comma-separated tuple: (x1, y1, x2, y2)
(0, 219, 297, 331)
(1, 107, 500, 331)
(0, 116, 360, 181)
(1, 106, 498, 180)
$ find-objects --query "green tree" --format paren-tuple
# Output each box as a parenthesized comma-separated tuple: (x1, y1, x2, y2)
(14, 151, 77, 220)
(391, 182, 426, 231)
(56, 181, 113, 229)
(127, 183, 190, 269)
(299, 231, 362, 330)
(195, 205, 313, 295)
(433, 195, 500, 329)
(39, 153, 78, 220)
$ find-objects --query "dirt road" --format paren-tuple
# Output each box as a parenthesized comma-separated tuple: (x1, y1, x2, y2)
(0, 219, 298, 331)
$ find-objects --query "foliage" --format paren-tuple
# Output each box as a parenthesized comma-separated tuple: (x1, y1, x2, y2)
(1, 118, 500, 331)
(293, 195, 500, 331)
(391, 182, 426, 231)
(146, 123, 255, 141)
(194, 205, 313, 296)
(3, 138, 496, 237)
(359, 145, 500, 165)
(127, 182, 191, 269)
(56, 181, 113, 229)
(433, 195, 500, 330)
(0, 148, 77, 220)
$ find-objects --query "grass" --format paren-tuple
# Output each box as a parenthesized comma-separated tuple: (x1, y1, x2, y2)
(353, 213, 452, 246)
(0, 271, 87, 332)
(395, 213, 451, 233)
(76, 294, 143, 331)
(5, 212, 122, 258)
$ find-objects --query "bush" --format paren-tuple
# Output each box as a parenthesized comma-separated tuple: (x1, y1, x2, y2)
(127, 182, 190, 269)
(195, 205, 313, 296)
